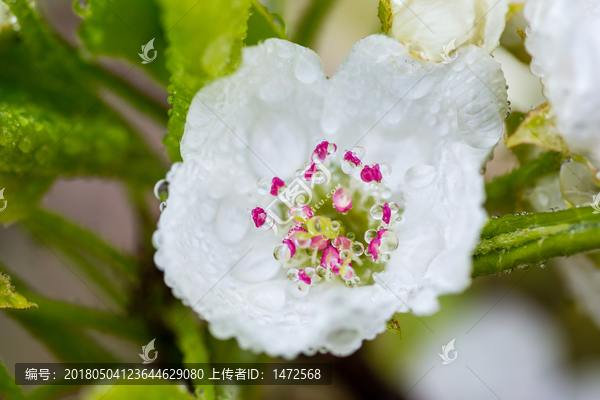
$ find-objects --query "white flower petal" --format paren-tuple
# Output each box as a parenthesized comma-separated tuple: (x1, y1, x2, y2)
(155, 36, 507, 357)
(389, 0, 508, 62)
(557, 255, 600, 330)
(524, 0, 600, 167)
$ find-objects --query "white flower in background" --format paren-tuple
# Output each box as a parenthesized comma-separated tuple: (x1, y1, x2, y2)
(384, 291, 600, 400)
(386, 0, 509, 62)
(525, 0, 600, 329)
(557, 255, 600, 331)
(153, 35, 507, 358)
(524, 0, 600, 167)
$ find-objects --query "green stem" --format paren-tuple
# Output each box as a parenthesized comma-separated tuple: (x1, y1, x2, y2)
(473, 207, 600, 277)
(291, 0, 339, 47)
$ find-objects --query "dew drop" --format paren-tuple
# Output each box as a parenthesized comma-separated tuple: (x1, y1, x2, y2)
(379, 163, 392, 178)
(342, 160, 356, 174)
(380, 231, 399, 253)
(340, 250, 352, 260)
(294, 52, 320, 84)
(159, 202, 167, 212)
(316, 266, 326, 277)
(257, 177, 271, 195)
(370, 205, 384, 220)
(327, 143, 337, 154)
(405, 164, 436, 188)
(346, 232, 355, 240)
(287, 268, 299, 281)
(331, 220, 341, 231)
(351, 242, 364, 256)
(365, 229, 378, 243)
(313, 170, 326, 184)
(274, 244, 292, 262)
(351, 146, 366, 159)
(305, 267, 316, 278)
(154, 179, 169, 201)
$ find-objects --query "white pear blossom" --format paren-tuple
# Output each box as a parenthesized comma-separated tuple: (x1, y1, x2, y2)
(524, 0, 600, 329)
(153, 35, 508, 358)
(524, 0, 600, 167)
(387, 0, 509, 62)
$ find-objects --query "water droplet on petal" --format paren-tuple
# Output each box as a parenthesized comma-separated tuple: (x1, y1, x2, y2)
(287, 268, 299, 281)
(339, 250, 352, 260)
(370, 205, 384, 220)
(159, 201, 167, 212)
(346, 232, 355, 240)
(380, 231, 399, 253)
(257, 178, 271, 195)
(405, 164, 436, 188)
(351, 242, 364, 256)
(274, 244, 292, 262)
(365, 229, 378, 243)
(154, 179, 169, 201)
(313, 170, 326, 184)
(342, 160, 356, 174)
(351, 146, 366, 159)
(379, 162, 392, 178)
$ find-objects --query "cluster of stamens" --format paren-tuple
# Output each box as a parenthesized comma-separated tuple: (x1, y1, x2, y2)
(249, 140, 402, 291)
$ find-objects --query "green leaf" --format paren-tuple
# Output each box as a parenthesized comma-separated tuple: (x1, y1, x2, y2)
(244, 0, 285, 46)
(505, 103, 569, 154)
(473, 207, 600, 277)
(0, 101, 164, 222)
(0, 102, 161, 182)
(156, 0, 252, 160)
(25, 209, 138, 277)
(3, 273, 147, 341)
(1, 1, 167, 121)
(378, 0, 393, 35)
(83, 385, 195, 400)
(0, 362, 25, 400)
(0, 273, 37, 310)
(168, 307, 214, 399)
(0, 173, 53, 223)
(291, 0, 338, 47)
(75, 0, 169, 85)
(5, 307, 119, 362)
